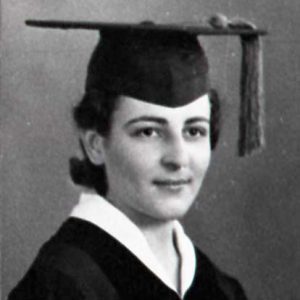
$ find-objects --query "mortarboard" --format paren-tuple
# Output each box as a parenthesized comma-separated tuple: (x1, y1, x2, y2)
(26, 15, 267, 156)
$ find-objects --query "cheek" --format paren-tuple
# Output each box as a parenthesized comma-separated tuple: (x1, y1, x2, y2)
(192, 143, 211, 174)
(104, 141, 154, 185)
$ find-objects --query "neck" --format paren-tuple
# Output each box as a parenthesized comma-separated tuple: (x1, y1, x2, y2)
(107, 197, 182, 293)
(134, 218, 182, 294)
(121, 210, 177, 258)
(140, 220, 175, 253)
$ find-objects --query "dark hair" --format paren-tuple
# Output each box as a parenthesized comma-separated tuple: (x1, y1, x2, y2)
(69, 89, 221, 195)
(70, 89, 119, 195)
(209, 88, 221, 151)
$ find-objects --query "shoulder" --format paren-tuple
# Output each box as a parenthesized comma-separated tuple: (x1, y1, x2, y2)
(9, 219, 119, 300)
(8, 259, 85, 300)
(192, 247, 248, 300)
(213, 267, 248, 300)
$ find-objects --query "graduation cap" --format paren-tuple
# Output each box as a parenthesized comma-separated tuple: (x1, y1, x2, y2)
(26, 15, 267, 156)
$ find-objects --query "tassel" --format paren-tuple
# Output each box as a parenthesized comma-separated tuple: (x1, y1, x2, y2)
(231, 19, 265, 156)
(209, 14, 265, 156)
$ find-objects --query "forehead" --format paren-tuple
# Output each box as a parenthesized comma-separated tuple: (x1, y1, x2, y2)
(113, 94, 211, 123)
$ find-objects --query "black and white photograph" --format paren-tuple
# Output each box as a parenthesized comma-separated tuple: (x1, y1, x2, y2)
(1, 1, 299, 299)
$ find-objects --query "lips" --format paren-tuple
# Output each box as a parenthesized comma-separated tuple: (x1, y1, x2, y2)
(152, 178, 192, 187)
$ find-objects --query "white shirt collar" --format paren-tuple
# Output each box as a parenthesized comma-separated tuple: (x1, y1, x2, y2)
(70, 193, 196, 297)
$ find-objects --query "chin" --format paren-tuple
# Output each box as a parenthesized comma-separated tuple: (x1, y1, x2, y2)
(151, 200, 194, 221)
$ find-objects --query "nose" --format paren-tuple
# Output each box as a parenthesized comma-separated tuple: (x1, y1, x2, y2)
(160, 136, 189, 171)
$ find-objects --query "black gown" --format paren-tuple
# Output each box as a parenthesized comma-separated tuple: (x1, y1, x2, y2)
(9, 218, 247, 300)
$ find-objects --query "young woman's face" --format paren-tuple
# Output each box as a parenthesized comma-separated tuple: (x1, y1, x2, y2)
(102, 94, 211, 224)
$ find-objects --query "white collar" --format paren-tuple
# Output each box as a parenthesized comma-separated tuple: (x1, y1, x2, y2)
(70, 193, 196, 297)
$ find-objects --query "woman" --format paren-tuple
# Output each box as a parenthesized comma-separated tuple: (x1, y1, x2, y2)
(9, 20, 262, 300)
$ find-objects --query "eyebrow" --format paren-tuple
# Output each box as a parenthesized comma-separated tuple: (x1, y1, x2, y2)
(125, 116, 167, 127)
(124, 115, 210, 127)
(185, 117, 210, 124)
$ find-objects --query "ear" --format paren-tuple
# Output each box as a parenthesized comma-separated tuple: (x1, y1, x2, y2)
(80, 130, 105, 166)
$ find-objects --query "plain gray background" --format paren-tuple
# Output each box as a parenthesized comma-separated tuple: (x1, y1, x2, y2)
(1, 1, 299, 299)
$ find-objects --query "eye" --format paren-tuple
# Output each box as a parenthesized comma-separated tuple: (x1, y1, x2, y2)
(133, 127, 160, 138)
(184, 126, 208, 139)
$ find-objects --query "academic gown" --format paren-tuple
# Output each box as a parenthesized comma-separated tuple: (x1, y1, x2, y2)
(9, 217, 247, 300)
